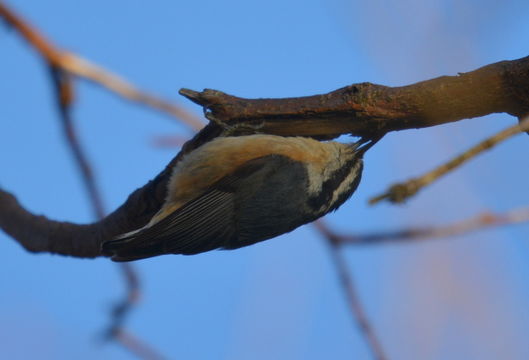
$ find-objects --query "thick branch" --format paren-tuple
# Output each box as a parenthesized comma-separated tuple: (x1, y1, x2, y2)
(0, 125, 220, 258)
(180, 56, 529, 137)
(0, 190, 100, 256)
(0, 167, 167, 258)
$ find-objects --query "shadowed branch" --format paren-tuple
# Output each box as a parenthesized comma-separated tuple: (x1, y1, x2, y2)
(314, 220, 388, 360)
(327, 207, 529, 245)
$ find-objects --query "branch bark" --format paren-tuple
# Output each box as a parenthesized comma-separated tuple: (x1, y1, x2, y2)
(180, 56, 529, 138)
(370, 116, 529, 205)
(320, 207, 529, 245)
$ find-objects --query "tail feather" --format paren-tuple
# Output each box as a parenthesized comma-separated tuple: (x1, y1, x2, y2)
(102, 228, 159, 262)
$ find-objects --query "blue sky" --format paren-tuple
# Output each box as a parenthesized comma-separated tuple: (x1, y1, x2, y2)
(2, 1, 529, 359)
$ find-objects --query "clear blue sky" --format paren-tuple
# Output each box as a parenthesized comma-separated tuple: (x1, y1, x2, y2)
(2, 1, 529, 359)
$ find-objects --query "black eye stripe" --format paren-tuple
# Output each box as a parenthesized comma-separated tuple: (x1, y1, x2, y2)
(307, 156, 362, 211)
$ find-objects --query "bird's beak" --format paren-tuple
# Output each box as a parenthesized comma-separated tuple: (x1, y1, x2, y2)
(355, 134, 384, 156)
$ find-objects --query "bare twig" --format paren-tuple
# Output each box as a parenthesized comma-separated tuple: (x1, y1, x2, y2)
(0, 2, 204, 131)
(151, 134, 190, 148)
(47, 39, 163, 360)
(314, 220, 388, 360)
(370, 117, 529, 205)
(312, 206, 529, 359)
(312, 208, 529, 359)
(115, 330, 166, 360)
(49, 66, 106, 219)
(107, 262, 140, 337)
(331, 207, 529, 245)
(60, 54, 204, 131)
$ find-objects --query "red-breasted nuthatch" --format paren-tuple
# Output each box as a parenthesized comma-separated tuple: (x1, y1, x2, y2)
(102, 134, 380, 261)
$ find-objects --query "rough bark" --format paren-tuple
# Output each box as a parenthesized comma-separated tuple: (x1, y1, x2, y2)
(180, 56, 529, 137)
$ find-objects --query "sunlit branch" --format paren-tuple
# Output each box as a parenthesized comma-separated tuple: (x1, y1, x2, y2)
(370, 117, 529, 205)
(0, 2, 204, 131)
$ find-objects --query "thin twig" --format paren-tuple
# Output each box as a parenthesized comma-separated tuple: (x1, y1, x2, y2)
(314, 220, 388, 360)
(60, 53, 204, 131)
(49, 60, 164, 360)
(370, 117, 529, 205)
(115, 330, 166, 360)
(151, 134, 190, 148)
(49, 67, 106, 219)
(108, 262, 141, 336)
(333, 207, 529, 245)
(0, 2, 204, 131)
(312, 206, 529, 357)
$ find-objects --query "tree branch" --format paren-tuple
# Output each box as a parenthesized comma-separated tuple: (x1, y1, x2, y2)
(330, 207, 529, 245)
(0, 124, 220, 258)
(370, 116, 529, 205)
(179, 56, 529, 137)
(0, 2, 204, 131)
(314, 220, 387, 360)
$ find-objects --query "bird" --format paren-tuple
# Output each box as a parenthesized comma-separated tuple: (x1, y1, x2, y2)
(102, 134, 381, 261)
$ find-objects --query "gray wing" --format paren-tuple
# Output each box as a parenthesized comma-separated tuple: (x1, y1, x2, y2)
(224, 155, 312, 249)
(103, 155, 307, 261)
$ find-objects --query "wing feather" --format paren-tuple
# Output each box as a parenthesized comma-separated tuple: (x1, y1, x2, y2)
(103, 156, 274, 260)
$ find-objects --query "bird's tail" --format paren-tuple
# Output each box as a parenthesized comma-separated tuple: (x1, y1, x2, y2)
(102, 229, 159, 262)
